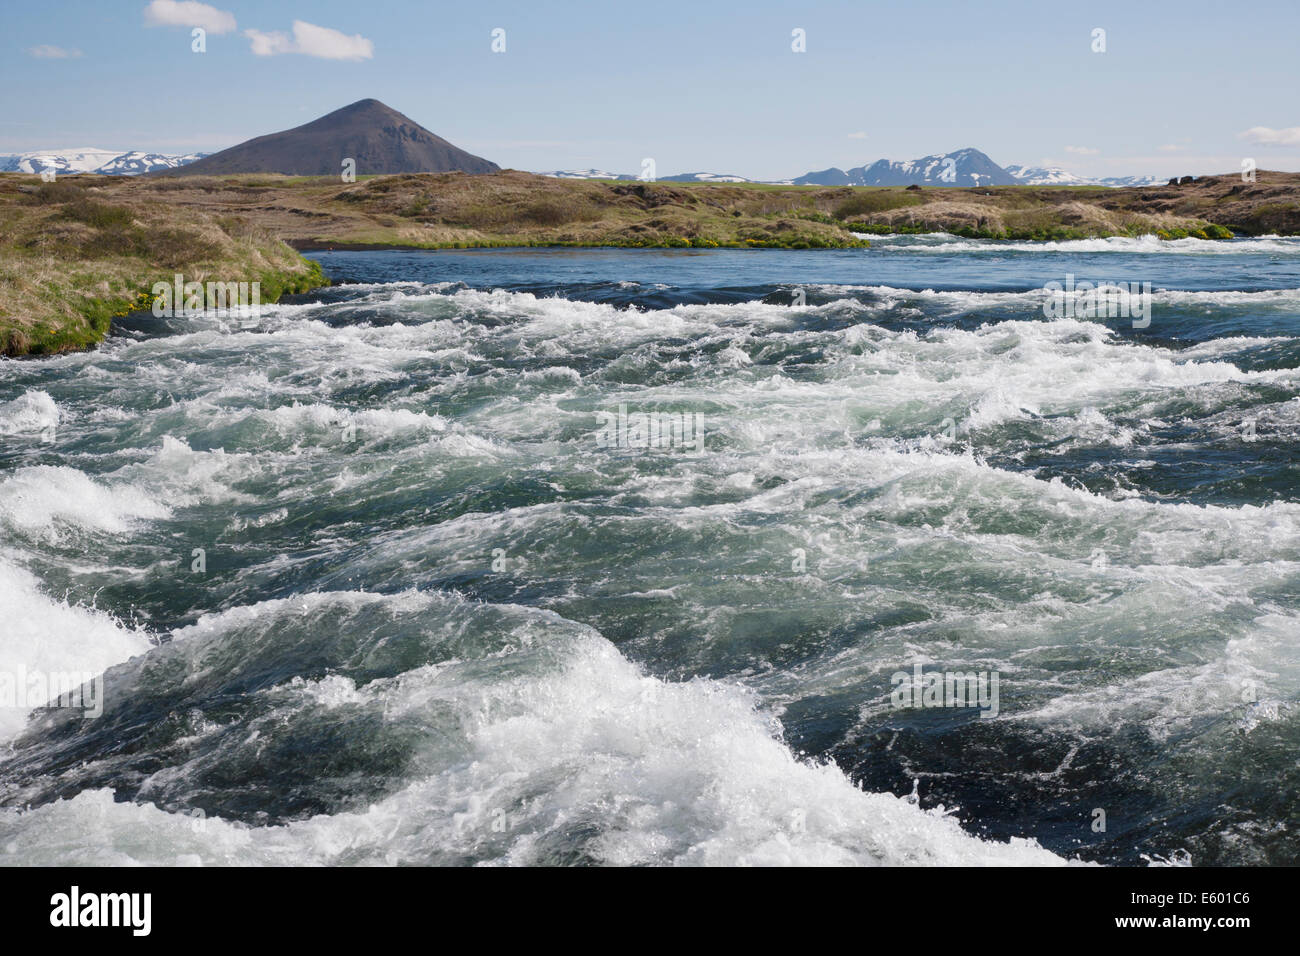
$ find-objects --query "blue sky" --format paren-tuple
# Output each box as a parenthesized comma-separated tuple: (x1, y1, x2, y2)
(5, 0, 1300, 180)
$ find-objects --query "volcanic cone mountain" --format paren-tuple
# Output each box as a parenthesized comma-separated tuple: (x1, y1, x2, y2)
(155, 99, 498, 176)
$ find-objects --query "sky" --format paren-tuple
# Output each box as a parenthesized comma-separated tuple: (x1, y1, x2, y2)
(4, 0, 1300, 180)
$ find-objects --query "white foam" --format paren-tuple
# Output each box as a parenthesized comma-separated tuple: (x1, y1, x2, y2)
(808, 283, 1300, 312)
(0, 595, 1070, 865)
(0, 391, 59, 436)
(260, 402, 449, 439)
(1015, 612, 1300, 739)
(112, 436, 257, 508)
(0, 560, 152, 739)
(0, 466, 169, 536)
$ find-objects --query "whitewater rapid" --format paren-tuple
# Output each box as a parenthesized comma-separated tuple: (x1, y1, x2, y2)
(2, 248, 1296, 865)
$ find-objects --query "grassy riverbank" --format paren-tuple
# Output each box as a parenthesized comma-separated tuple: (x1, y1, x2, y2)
(0, 176, 327, 357)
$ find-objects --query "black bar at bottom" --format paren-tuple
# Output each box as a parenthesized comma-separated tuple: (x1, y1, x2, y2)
(5, 864, 1281, 942)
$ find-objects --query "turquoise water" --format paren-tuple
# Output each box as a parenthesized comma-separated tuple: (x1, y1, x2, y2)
(1, 235, 1298, 865)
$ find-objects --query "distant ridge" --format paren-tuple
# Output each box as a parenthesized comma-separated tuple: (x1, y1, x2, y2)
(1005, 164, 1167, 188)
(536, 170, 764, 183)
(538, 149, 1052, 188)
(0, 148, 205, 175)
(794, 148, 1016, 187)
(154, 99, 498, 177)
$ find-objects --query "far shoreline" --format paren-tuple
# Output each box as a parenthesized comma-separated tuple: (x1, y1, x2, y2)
(3, 168, 1298, 358)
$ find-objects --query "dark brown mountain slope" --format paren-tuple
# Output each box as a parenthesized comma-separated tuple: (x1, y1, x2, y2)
(154, 99, 498, 177)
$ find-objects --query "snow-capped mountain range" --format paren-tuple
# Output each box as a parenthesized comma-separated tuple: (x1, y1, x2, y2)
(539, 151, 1171, 189)
(1002, 164, 1095, 186)
(1003, 164, 1167, 188)
(659, 171, 761, 184)
(538, 169, 635, 180)
(793, 148, 1015, 187)
(0, 148, 206, 176)
(538, 169, 778, 184)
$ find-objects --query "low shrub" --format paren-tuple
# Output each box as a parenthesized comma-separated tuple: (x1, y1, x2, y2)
(61, 198, 134, 229)
(833, 191, 923, 220)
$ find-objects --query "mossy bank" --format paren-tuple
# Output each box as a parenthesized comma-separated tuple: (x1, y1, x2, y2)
(0, 177, 328, 358)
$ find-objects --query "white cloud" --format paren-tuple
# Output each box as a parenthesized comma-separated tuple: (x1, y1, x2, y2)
(143, 1, 237, 34)
(244, 28, 292, 56)
(245, 20, 373, 61)
(28, 45, 82, 58)
(847, 131, 867, 140)
(1239, 126, 1300, 146)
(1064, 145, 1100, 156)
